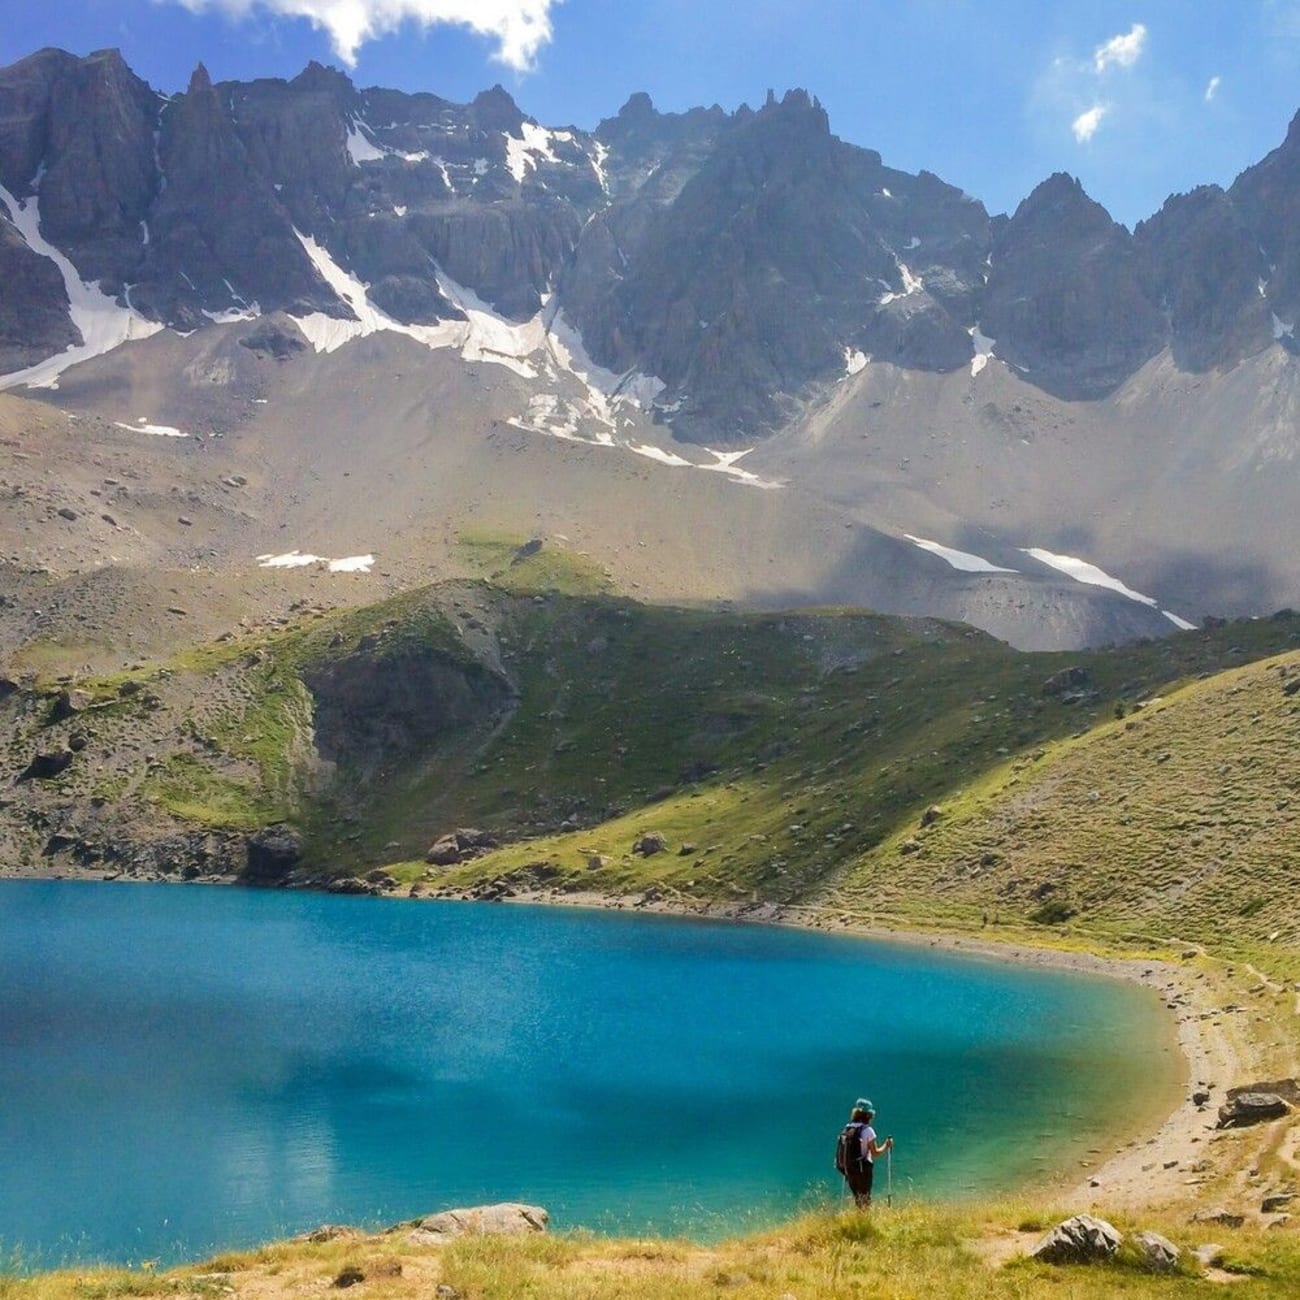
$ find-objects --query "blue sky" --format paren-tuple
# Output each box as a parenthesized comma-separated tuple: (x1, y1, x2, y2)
(4, 1, 1300, 226)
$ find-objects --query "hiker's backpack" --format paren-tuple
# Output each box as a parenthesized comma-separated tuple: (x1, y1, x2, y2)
(835, 1122, 865, 1175)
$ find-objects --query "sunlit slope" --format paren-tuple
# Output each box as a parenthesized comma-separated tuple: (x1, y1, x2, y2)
(828, 646, 1300, 952)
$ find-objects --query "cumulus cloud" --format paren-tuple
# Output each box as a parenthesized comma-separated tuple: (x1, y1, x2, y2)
(1072, 104, 1107, 143)
(168, 0, 557, 69)
(1204, 74, 1221, 101)
(1093, 22, 1147, 73)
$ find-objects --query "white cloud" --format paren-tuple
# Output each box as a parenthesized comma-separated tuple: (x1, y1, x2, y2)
(168, 0, 557, 69)
(1204, 74, 1221, 101)
(1072, 104, 1107, 142)
(1093, 22, 1147, 73)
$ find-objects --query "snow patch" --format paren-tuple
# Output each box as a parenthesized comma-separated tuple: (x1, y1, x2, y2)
(113, 417, 187, 437)
(1272, 312, 1294, 341)
(969, 325, 996, 377)
(879, 263, 924, 306)
(843, 348, 868, 377)
(328, 554, 375, 573)
(346, 120, 387, 165)
(505, 122, 560, 183)
(1023, 547, 1195, 628)
(0, 182, 163, 391)
(257, 550, 375, 573)
(904, 236, 920, 250)
(905, 534, 1016, 573)
(589, 139, 610, 192)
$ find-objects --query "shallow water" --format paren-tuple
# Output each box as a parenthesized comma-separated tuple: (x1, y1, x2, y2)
(0, 881, 1177, 1266)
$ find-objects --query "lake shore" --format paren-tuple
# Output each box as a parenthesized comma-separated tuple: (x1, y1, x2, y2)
(419, 882, 1289, 1216)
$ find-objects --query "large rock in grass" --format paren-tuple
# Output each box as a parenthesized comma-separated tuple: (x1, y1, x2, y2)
(406, 1203, 548, 1242)
(1134, 1231, 1180, 1272)
(1030, 1214, 1123, 1264)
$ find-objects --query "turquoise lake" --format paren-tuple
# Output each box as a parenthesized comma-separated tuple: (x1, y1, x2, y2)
(0, 881, 1178, 1267)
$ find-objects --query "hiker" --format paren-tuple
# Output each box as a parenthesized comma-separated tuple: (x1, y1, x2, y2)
(835, 1098, 893, 1207)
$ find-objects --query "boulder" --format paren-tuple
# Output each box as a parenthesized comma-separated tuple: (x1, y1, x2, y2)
(634, 831, 668, 856)
(426, 834, 462, 865)
(1216, 1092, 1291, 1129)
(47, 687, 92, 723)
(17, 749, 74, 780)
(1190, 1207, 1245, 1228)
(919, 805, 943, 828)
(1042, 665, 1092, 696)
(1262, 1193, 1293, 1213)
(1133, 1231, 1180, 1272)
(1030, 1214, 1123, 1264)
(407, 1203, 548, 1242)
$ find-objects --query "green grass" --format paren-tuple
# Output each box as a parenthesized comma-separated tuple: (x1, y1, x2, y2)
(3, 1204, 1298, 1299)
(456, 528, 614, 596)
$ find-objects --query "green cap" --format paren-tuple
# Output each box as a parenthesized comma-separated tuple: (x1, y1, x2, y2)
(854, 1098, 874, 1113)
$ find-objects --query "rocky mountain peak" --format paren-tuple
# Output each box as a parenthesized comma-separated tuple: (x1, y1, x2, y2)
(982, 171, 1165, 397)
(290, 60, 354, 100)
(187, 62, 213, 96)
(471, 84, 525, 135)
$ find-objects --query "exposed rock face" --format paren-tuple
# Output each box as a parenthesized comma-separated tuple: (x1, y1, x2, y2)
(304, 643, 513, 776)
(1030, 1214, 1123, 1264)
(6, 47, 1300, 437)
(1135, 186, 1273, 370)
(140, 63, 338, 328)
(982, 174, 1165, 398)
(567, 89, 987, 439)
(244, 824, 303, 883)
(0, 210, 75, 370)
(1230, 110, 1300, 329)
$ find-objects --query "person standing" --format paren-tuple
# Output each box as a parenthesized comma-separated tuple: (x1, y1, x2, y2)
(836, 1098, 893, 1207)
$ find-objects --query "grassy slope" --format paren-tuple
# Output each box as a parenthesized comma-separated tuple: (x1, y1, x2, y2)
(7, 535, 1300, 975)
(4, 1204, 1298, 1299)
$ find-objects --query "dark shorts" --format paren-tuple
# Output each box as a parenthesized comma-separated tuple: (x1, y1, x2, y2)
(845, 1158, 874, 1205)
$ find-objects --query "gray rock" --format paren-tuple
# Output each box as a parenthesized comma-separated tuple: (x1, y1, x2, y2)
(1190, 1207, 1245, 1228)
(17, 749, 74, 780)
(408, 1203, 548, 1242)
(1216, 1092, 1291, 1128)
(634, 831, 668, 856)
(1030, 1214, 1123, 1264)
(1262, 1193, 1293, 1213)
(243, 824, 302, 883)
(426, 834, 462, 865)
(1133, 1231, 1180, 1272)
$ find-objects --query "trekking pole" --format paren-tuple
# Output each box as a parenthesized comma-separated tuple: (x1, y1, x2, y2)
(887, 1147, 893, 1206)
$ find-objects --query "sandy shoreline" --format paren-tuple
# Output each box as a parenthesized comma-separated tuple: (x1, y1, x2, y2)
(3, 869, 1292, 1217)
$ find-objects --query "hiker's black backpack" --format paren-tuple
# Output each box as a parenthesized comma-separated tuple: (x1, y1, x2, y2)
(835, 1121, 866, 1175)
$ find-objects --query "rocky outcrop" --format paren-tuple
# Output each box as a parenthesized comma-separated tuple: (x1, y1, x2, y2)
(0, 211, 75, 370)
(982, 174, 1165, 398)
(1135, 186, 1273, 370)
(244, 824, 303, 884)
(140, 63, 339, 327)
(304, 641, 513, 778)
(1216, 1090, 1292, 1128)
